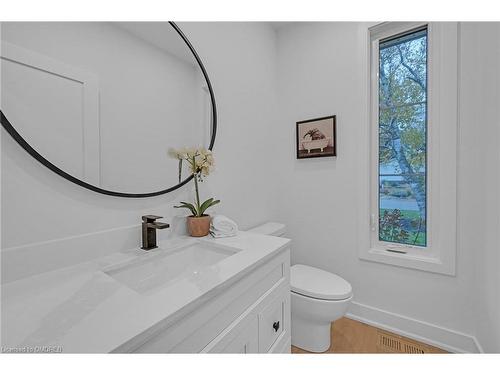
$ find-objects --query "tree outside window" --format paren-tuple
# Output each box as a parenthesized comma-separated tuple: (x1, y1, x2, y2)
(378, 28, 427, 247)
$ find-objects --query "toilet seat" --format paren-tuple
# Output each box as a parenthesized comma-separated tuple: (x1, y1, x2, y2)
(291, 264, 352, 301)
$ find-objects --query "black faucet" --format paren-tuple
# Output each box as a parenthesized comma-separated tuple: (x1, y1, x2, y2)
(141, 215, 170, 250)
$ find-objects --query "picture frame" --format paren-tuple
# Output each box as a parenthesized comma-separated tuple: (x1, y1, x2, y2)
(296, 115, 336, 159)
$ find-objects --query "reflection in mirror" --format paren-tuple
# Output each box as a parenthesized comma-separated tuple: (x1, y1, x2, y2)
(1, 22, 213, 195)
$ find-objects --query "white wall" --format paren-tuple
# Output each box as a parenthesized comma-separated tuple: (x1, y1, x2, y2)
(1, 22, 280, 273)
(275, 22, 498, 351)
(461, 22, 500, 353)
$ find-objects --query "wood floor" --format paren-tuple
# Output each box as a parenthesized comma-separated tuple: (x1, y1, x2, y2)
(291, 317, 447, 354)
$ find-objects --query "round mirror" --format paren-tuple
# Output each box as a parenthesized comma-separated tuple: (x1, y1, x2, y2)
(0, 22, 216, 197)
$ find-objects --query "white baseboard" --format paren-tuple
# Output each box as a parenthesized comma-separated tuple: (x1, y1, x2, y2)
(346, 301, 482, 353)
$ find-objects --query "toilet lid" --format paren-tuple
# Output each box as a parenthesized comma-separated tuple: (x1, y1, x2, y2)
(291, 264, 352, 301)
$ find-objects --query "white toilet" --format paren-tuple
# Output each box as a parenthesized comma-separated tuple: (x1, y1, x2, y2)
(249, 222, 353, 353)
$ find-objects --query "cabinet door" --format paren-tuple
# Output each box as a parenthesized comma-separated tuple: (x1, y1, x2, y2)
(258, 295, 286, 352)
(218, 317, 258, 353)
(203, 315, 258, 353)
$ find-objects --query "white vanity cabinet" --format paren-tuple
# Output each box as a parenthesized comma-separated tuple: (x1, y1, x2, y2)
(120, 248, 291, 353)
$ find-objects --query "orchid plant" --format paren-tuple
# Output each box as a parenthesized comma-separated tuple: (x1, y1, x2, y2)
(168, 147, 220, 217)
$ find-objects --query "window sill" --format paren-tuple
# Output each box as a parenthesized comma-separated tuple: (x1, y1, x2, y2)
(359, 247, 455, 276)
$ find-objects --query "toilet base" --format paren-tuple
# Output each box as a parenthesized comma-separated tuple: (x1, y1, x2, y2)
(291, 316, 331, 353)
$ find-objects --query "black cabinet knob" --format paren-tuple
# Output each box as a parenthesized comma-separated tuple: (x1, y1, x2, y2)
(273, 321, 280, 332)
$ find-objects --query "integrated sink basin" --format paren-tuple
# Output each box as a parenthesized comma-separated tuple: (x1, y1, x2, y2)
(104, 242, 237, 294)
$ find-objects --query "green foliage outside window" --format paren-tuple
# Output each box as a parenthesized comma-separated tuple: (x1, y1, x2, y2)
(378, 28, 428, 247)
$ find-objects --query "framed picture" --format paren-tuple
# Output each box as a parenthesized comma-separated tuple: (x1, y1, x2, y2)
(296, 115, 336, 159)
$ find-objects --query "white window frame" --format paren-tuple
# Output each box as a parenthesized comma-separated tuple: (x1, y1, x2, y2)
(358, 22, 458, 276)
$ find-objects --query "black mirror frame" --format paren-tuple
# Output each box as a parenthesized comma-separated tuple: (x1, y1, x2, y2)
(0, 22, 217, 198)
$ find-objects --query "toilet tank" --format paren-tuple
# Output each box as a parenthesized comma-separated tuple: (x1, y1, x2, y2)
(248, 222, 286, 237)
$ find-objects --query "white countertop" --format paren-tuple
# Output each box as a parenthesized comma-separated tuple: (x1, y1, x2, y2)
(1, 231, 290, 353)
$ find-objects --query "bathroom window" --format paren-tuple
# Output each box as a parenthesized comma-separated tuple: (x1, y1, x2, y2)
(360, 22, 458, 275)
(377, 27, 428, 247)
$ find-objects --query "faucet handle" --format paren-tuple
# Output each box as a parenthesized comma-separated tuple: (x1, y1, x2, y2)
(142, 215, 163, 223)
